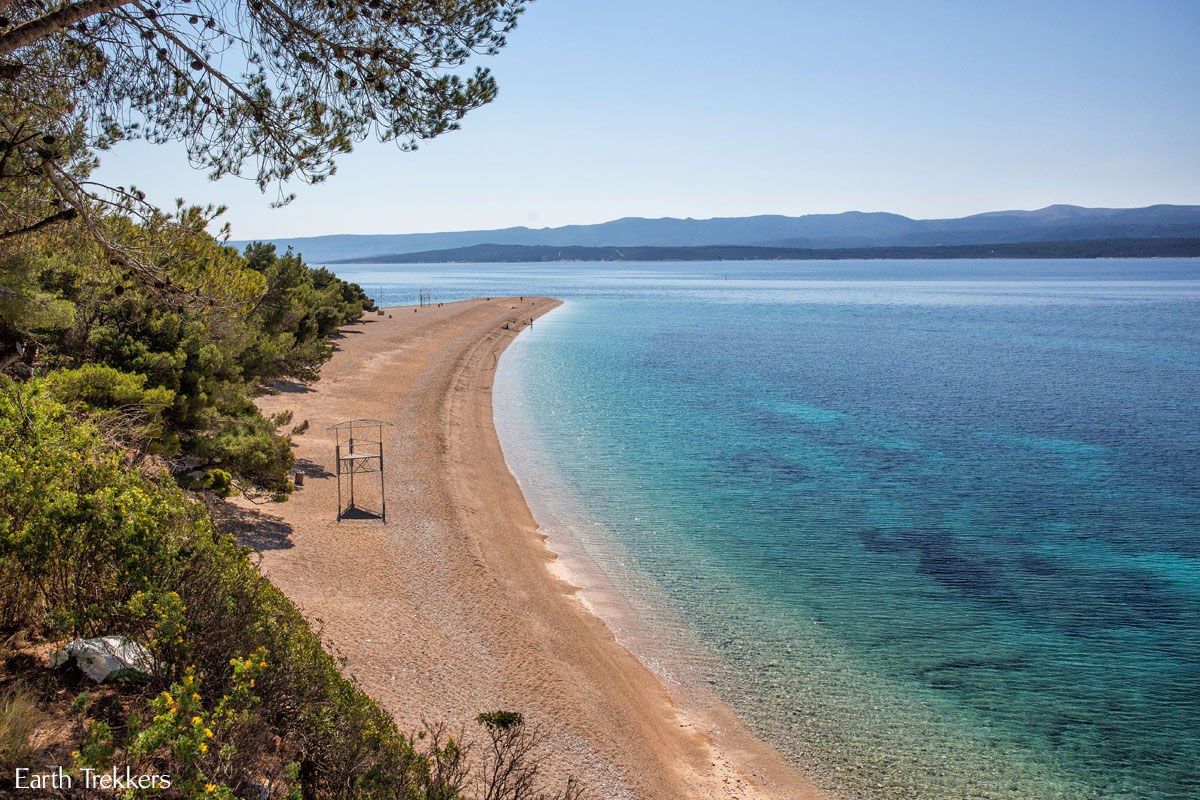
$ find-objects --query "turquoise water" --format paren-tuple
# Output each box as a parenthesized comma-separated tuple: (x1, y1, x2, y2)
(336, 260, 1200, 800)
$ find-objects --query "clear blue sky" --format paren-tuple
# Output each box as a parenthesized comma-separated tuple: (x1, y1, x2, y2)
(94, 0, 1200, 239)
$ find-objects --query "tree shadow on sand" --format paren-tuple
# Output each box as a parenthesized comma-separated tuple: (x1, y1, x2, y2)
(211, 503, 295, 552)
(330, 320, 372, 338)
(294, 458, 333, 479)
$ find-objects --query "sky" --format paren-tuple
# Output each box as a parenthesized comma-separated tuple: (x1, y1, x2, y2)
(93, 0, 1200, 239)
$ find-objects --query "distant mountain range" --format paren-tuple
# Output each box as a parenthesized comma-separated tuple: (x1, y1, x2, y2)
(332, 238, 1200, 264)
(232, 205, 1200, 264)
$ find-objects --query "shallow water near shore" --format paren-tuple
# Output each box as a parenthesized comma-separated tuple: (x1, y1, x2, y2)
(334, 259, 1200, 800)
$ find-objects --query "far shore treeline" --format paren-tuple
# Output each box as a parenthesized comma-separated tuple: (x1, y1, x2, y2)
(1, 0, 583, 797)
(332, 237, 1200, 265)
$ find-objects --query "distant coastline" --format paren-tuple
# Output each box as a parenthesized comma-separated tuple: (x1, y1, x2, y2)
(234, 204, 1200, 263)
(332, 237, 1200, 265)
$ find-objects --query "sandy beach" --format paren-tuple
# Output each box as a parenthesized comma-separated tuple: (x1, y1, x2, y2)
(226, 297, 828, 799)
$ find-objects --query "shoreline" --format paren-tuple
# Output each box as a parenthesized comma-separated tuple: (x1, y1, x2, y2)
(490, 312, 832, 792)
(227, 297, 830, 799)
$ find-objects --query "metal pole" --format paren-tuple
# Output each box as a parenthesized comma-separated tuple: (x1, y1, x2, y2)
(347, 421, 355, 512)
(335, 442, 342, 522)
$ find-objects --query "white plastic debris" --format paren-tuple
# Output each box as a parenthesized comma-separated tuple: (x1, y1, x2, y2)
(51, 636, 156, 683)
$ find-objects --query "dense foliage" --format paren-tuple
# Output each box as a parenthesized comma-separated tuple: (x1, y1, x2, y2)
(4, 223, 373, 492)
(0, 382, 581, 799)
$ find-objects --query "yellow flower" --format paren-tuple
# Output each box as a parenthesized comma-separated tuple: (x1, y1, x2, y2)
(205, 784, 216, 794)
(199, 742, 208, 754)
(259, 660, 268, 669)
(191, 692, 201, 702)
(192, 716, 202, 726)
(204, 728, 214, 739)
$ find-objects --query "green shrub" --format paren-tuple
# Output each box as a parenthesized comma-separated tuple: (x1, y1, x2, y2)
(25, 237, 372, 492)
(205, 469, 234, 497)
(43, 363, 177, 454)
(0, 380, 582, 799)
(0, 379, 194, 636)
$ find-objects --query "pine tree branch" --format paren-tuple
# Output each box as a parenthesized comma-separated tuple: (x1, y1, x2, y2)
(0, 0, 137, 57)
(0, 206, 77, 240)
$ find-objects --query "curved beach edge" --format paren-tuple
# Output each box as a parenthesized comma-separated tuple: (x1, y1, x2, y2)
(230, 297, 834, 800)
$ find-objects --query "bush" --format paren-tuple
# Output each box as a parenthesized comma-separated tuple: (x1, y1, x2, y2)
(23, 235, 373, 492)
(43, 363, 177, 455)
(0, 380, 581, 799)
(0, 379, 193, 636)
(205, 469, 234, 497)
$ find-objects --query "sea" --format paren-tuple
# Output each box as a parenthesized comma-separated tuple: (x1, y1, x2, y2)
(332, 259, 1200, 800)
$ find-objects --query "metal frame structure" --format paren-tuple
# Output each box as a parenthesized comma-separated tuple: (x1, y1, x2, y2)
(328, 419, 391, 522)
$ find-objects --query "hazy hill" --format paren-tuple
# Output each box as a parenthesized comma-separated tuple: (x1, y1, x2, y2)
(233, 205, 1200, 263)
(335, 238, 1200, 264)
